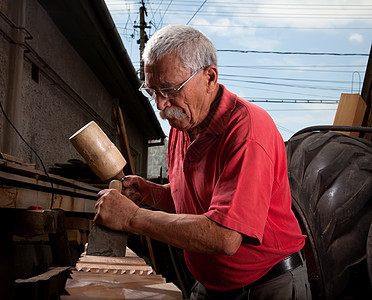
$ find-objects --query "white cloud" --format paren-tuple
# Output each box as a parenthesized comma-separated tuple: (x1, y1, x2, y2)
(349, 33, 364, 43)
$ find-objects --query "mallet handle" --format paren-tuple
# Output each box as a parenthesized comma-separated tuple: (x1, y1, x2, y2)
(109, 179, 122, 191)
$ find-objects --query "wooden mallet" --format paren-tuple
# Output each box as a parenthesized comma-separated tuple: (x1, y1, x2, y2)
(70, 121, 128, 257)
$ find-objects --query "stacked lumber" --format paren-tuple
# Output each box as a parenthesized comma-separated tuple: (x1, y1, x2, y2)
(0, 152, 36, 169)
(75, 248, 153, 275)
(0, 158, 99, 213)
(64, 248, 183, 299)
(49, 159, 105, 187)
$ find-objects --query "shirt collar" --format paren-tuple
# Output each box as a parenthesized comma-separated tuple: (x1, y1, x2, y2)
(204, 84, 237, 136)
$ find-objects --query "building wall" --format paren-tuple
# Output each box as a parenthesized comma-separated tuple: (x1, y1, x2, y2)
(0, 0, 147, 176)
(147, 139, 168, 180)
(0, 2, 9, 142)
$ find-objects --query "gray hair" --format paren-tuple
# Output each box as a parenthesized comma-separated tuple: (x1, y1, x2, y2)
(142, 24, 217, 73)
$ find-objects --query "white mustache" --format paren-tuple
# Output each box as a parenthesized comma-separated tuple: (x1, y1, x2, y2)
(159, 107, 187, 120)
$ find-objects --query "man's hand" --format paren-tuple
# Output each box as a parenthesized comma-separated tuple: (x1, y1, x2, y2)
(94, 189, 139, 232)
(122, 175, 175, 212)
(122, 175, 147, 205)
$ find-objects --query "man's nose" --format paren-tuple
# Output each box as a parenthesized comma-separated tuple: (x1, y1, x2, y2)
(155, 94, 171, 111)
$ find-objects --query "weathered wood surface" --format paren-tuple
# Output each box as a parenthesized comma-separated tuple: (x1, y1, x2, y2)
(0, 159, 100, 192)
(65, 248, 183, 299)
(14, 267, 71, 299)
(75, 248, 152, 274)
(0, 159, 99, 213)
(12, 208, 58, 237)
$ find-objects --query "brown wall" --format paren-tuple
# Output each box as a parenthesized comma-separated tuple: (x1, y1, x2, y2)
(0, 0, 148, 177)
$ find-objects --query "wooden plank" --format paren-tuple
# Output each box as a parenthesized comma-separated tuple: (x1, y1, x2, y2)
(126, 247, 139, 257)
(0, 161, 100, 213)
(75, 262, 153, 274)
(14, 267, 71, 300)
(68, 271, 165, 285)
(78, 255, 147, 266)
(0, 159, 100, 193)
(113, 106, 134, 174)
(139, 282, 183, 299)
(64, 247, 182, 299)
(76, 248, 153, 274)
(64, 279, 181, 299)
(64, 271, 182, 299)
(333, 93, 367, 137)
(0, 170, 98, 199)
(0, 185, 18, 208)
(0, 185, 95, 213)
(15, 267, 71, 283)
(0, 152, 25, 164)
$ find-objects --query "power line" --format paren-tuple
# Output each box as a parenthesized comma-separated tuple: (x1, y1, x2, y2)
(221, 77, 346, 91)
(226, 83, 339, 98)
(219, 64, 365, 68)
(219, 66, 366, 74)
(133, 9, 372, 19)
(186, 0, 207, 25)
(217, 50, 369, 56)
(111, 11, 372, 19)
(219, 73, 351, 84)
(275, 124, 294, 134)
(145, 1, 372, 9)
(246, 98, 339, 104)
(158, 0, 173, 27)
(267, 108, 337, 111)
(195, 25, 372, 30)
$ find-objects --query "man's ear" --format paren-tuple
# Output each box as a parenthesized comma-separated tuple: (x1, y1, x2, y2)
(205, 65, 218, 93)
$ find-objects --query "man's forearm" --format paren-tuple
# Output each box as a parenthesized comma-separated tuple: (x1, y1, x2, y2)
(129, 208, 242, 255)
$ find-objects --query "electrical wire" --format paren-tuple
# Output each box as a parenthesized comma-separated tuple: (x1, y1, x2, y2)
(221, 77, 344, 91)
(0, 100, 55, 209)
(219, 65, 366, 74)
(217, 50, 369, 56)
(247, 99, 338, 104)
(194, 25, 372, 30)
(219, 73, 352, 84)
(158, 0, 173, 26)
(186, 0, 207, 25)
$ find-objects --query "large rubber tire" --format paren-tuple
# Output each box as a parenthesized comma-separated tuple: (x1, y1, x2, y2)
(286, 131, 372, 299)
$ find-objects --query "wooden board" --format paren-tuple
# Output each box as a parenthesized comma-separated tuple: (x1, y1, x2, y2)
(75, 248, 153, 275)
(65, 248, 183, 299)
(0, 159, 99, 213)
(15, 267, 71, 299)
(0, 185, 96, 212)
(0, 159, 100, 193)
(0, 152, 36, 168)
(333, 93, 367, 137)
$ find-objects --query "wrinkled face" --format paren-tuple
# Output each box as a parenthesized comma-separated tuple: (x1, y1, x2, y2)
(144, 53, 213, 132)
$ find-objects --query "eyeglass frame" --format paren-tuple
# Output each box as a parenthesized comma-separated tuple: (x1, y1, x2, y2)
(139, 68, 203, 100)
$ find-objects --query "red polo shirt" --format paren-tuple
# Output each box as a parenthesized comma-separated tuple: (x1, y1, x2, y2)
(167, 85, 305, 291)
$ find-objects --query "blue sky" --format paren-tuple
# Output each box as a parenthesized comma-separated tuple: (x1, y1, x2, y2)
(104, 0, 371, 141)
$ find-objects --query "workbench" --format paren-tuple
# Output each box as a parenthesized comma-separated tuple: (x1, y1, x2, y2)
(0, 157, 184, 299)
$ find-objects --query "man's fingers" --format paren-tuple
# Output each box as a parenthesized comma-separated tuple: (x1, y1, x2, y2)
(123, 186, 137, 195)
(122, 175, 140, 188)
(98, 189, 109, 197)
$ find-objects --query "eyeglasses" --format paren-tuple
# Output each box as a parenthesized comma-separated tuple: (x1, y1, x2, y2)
(139, 69, 200, 100)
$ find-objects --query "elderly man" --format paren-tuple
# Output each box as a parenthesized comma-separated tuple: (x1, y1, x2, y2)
(94, 24, 311, 299)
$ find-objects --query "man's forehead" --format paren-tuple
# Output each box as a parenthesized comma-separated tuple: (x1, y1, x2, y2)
(145, 53, 185, 71)
(145, 59, 189, 86)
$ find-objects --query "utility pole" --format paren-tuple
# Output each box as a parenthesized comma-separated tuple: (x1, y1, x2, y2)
(134, 0, 151, 81)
